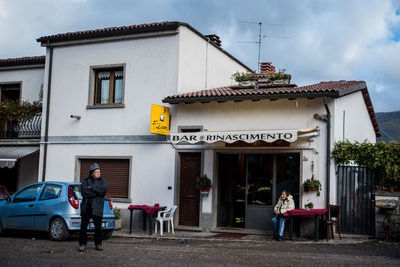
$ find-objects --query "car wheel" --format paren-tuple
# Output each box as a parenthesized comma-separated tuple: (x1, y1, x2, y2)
(102, 229, 113, 240)
(0, 218, 5, 236)
(49, 218, 70, 241)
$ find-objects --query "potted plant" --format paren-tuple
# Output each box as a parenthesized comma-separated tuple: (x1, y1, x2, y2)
(196, 174, 212, 196)
(305, 200, 314, 210)
(303, 177, 322, 196)
(231, 72, 256, 86)
(113, 208, 122, 230)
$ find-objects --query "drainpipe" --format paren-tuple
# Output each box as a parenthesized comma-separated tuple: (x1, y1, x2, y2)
(313, 96, 331, 208)
(41, 42, 53, 181)
(323, 97, 331, 209)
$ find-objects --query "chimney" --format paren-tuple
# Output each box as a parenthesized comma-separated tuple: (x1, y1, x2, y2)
(260, 62, 275, 74)
(205, 34, 221, 47)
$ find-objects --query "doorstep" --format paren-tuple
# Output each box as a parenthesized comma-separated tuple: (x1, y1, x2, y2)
(111, 229, 376, 244)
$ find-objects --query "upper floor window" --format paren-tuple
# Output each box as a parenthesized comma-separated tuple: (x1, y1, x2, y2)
(94, 68, 124, 105)
(0, 83, 20, 102)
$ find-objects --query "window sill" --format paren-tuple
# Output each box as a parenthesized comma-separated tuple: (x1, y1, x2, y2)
(112, 198, 131, 203)
(87, 104, 125, 109)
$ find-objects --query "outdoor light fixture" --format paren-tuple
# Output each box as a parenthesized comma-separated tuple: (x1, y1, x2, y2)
(70, 115, 81, 120)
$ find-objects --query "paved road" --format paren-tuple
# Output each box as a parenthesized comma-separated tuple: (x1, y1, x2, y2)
(0, 234, 399, 266)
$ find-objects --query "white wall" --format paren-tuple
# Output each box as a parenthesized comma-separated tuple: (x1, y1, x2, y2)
(333, 91, 376, 143)
(0, 68, 44, 102)
(47, 35, 179, 137)
(177, 26, 250, 93)
(45, 143, 175, 206)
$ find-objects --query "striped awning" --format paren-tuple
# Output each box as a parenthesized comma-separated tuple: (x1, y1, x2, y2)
(0, 146, 39, 168)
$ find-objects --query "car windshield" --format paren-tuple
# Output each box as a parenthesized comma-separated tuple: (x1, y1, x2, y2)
(71, 184, 110, 201)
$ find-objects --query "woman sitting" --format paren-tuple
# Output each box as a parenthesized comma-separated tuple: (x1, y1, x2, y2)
(271, 190, 295, 241)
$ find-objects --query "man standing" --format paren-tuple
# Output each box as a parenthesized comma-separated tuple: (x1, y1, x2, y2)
(79, 163, 108, 251)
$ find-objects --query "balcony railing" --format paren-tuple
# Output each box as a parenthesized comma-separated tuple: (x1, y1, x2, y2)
(0, 113, 42, 139)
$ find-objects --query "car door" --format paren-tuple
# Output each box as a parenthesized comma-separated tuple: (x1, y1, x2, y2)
(34, 184, 63, 231)
(6, 184, 43, 229)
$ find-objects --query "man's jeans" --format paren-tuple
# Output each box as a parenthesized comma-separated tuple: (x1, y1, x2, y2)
(272, 215, 288, 237)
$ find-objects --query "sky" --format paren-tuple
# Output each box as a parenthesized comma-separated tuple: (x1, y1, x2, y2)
(1, 0, 400, 112)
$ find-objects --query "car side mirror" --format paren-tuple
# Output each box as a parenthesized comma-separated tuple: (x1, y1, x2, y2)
(6, 196, 11, 202)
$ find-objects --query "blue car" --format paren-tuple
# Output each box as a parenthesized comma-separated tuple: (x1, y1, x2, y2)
(0, 182, 115, 241)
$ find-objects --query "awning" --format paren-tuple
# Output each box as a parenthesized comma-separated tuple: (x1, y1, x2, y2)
(168, 128, 319, 145)
(0, 146, 39, 168)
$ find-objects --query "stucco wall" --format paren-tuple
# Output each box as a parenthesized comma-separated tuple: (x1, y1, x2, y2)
(44, 143, 175, 207)
(333, 91, 376, 143)
(177, 26, 249, 93)
(0, 68, 44, 102)
(46, 35, 179, 137)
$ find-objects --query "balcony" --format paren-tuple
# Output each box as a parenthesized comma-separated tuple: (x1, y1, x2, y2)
(0, 113, 42, 139)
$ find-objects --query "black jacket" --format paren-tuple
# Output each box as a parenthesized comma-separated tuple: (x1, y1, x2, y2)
(81, 176, 108, 217)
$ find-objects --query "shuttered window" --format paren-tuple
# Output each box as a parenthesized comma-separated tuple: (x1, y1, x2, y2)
(80, 159, 130, 199)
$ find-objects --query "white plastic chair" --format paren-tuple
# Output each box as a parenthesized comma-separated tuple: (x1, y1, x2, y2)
(154, 205, 177, 236)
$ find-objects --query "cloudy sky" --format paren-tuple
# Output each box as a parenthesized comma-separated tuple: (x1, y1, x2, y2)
(1, 0, 399, 112)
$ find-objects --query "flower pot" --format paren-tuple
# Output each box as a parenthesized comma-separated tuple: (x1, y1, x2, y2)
(200, 189, 210, 197)
(114, 218, 122, 230)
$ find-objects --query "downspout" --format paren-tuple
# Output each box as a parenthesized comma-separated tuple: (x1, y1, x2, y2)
(323, 97, 331, 208)
(41, 41, 53, 181)
(313, 96, 331, 208)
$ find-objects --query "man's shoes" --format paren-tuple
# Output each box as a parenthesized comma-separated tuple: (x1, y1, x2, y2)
(78, 245, 86, 252)
(277, 236, 282, 241)
(273, 233, 277, 240)
(95, 244, 103, 251)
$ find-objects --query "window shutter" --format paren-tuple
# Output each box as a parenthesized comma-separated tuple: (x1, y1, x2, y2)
(80, 159, 129, 199)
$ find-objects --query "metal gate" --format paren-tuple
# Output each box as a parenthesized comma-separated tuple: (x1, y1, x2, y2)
(337, 166, 375, 235)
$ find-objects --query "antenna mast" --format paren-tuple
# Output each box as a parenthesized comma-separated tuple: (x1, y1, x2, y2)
(239, 20, 287, 72)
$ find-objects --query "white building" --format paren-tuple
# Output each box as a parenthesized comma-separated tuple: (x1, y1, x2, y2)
(0, 56, 44, 193)
(1, 21, 380, 234)
(163, 74, 379, 231)
(35, 22, 250, 228)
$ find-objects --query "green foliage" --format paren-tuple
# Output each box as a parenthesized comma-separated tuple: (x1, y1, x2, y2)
(196, 174, 212, 190)
(113, 208, 121, 219)
(303, 178, 322, 196)
(232, 72, 254, 82)
(305, 201, 314, 209)
(268, 72, 291, 81)
(0, 100, 42, 123)
(331, 140, 400, 183)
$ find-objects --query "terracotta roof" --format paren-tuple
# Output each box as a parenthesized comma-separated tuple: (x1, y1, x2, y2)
(163, 81, 380, 137)
(0, 56, 45, 67)
(36, 21, 252, 72)
(37, 21, 178, 44)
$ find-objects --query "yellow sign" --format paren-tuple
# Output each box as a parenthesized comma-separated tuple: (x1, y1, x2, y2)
(150, 104, 170, 135)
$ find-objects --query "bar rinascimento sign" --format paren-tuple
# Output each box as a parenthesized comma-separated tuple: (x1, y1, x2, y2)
(168, 130, 298, 144)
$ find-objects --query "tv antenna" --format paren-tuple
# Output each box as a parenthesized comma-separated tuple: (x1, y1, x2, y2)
(239, 20, 289, 72)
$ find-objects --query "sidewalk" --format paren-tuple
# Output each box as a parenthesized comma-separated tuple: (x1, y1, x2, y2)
(111, 228, 375, 244)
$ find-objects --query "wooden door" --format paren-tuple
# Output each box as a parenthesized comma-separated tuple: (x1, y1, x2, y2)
(179, 152, 201, 226)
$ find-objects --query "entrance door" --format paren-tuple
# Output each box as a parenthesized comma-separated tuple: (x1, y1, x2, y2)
(179, 152, 201, 226)
(245, 154, 274, 230)
(217, 153, 300, 230)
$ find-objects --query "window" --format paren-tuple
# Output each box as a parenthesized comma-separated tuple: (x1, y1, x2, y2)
(0, 83, 20, 102)
(80, 159, 130, 199)
(94, 68, 124, 105)
(39, 184, 62, 200)
(13, 184, 42, 203)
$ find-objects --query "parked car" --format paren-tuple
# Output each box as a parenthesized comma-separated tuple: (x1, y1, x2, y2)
(0, 185, 10, 201)
(0, 182, 115, 241)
